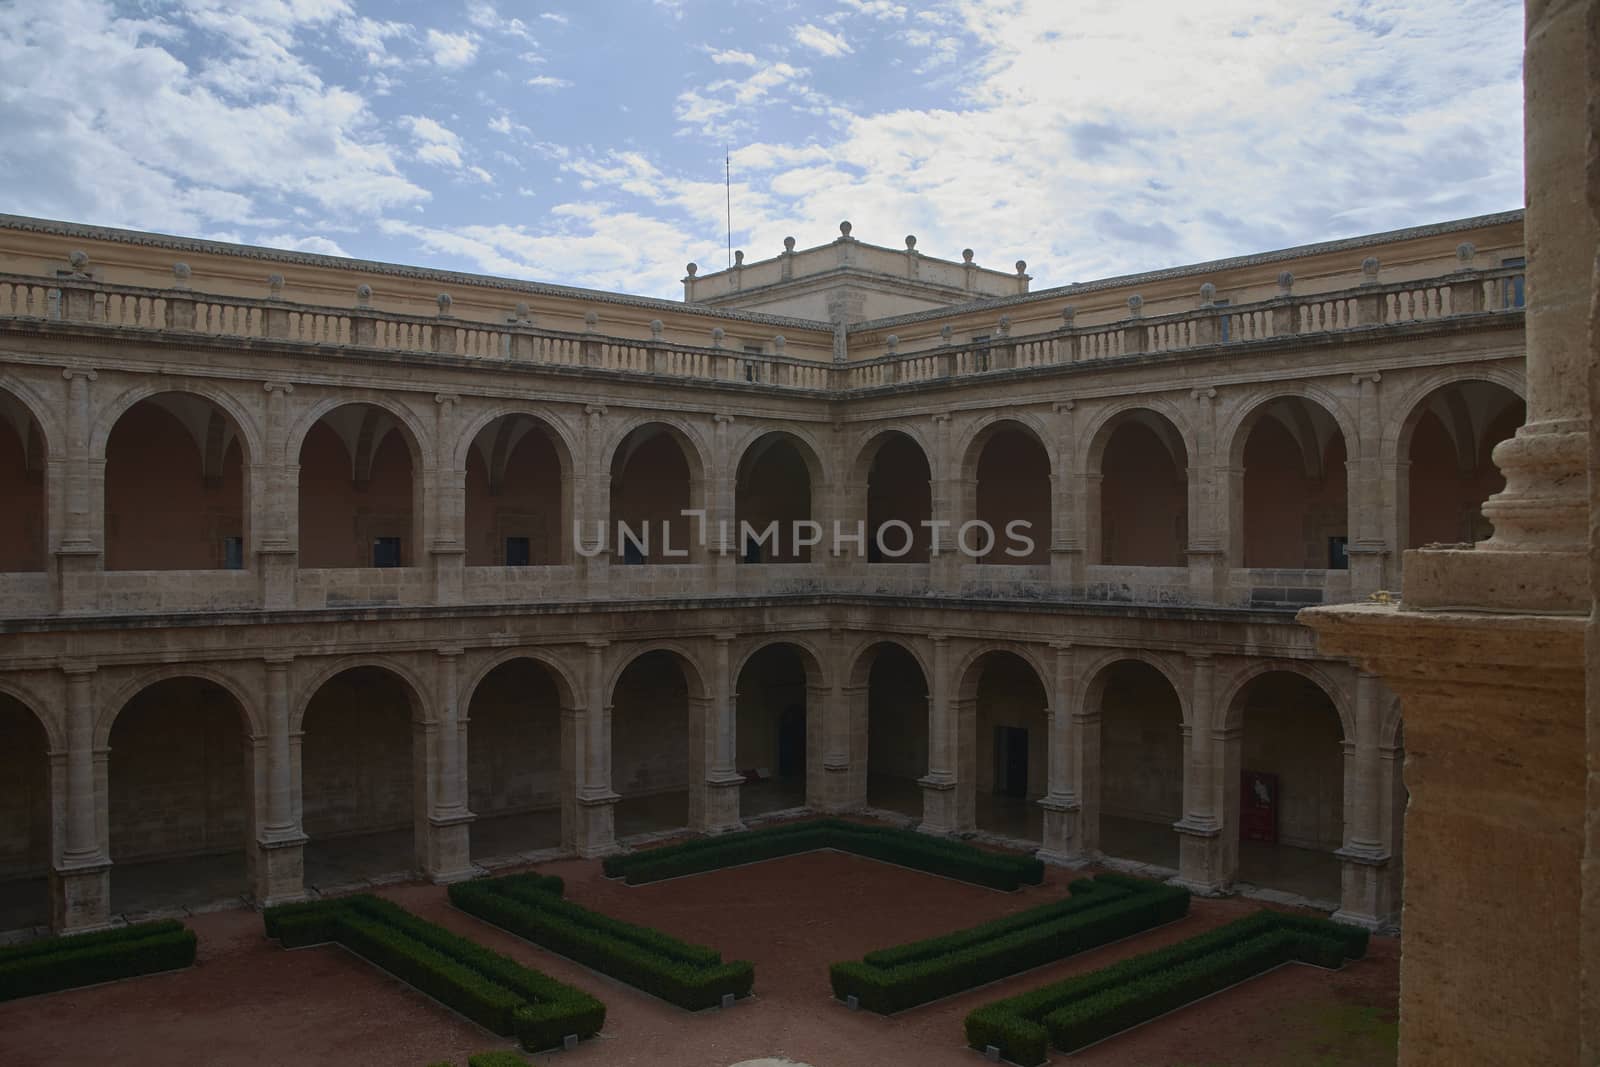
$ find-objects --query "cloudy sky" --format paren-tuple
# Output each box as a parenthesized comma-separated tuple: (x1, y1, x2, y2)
(0, 0, 1523, 299)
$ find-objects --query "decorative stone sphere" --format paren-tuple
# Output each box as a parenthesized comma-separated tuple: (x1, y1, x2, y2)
(68, 250, 88, 271)
(711, 326, 725, 344)
(905, 235, 917, 250)
(436, 293, 453, 313)
(513, 300, 529, 319)
(839, 220, 852, 237)
(267, 273, 285, 295)
(997, 315, 1011, 333)
(939, 324, 953, 341)
(356, 284, 373, 305)
(1277, 270, 1294, 292)
(1198, 283, 1216, 305)
(584, 310, 599, 327)
(783, 236, 796, 252)
(1061, 304, 1077, 322)
(734, 250, 744, 265)
(172, 262, 192, 283)
(1127, 294, 1144, 312)
(773, 334, 786, 351)
(686, 262, 698, 277)
(885, 334, 899, 350)
(1456, 242, 1476, 265)
(962, 248, 975, 264)
(1015, 260, 1027, 275)
(1361, 256, 1380, 277)
(649, 318, 664, 338)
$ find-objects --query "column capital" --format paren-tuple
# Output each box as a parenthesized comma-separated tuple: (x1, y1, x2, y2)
(1048, 638, 1074, 651)
(713, 632, 736, 644)
(61, 367, 98, 382)
(262, 380, 295, 395)
(436, 646, 465, 658)
(585, 638, 609, 651)
(59, 660, 97, 677)
(1053, 399, 1076, 414)
(1350, 371, 1382, 386)
(712, 412, 735, 425)
(584, 403, 607, 418)
(262, 653, 294, 667)
(1191, 386, 1217, 402)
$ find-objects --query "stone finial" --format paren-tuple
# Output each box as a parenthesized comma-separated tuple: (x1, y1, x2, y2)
(1127, 294, 1144, 316)
(1456, 241, 1477, 267)
(583, 310, 598, 331)
(512, 300, 530, 321)
(1061, 304, 1077, 326)
(1198, 282, 1216, 307)
(838, 220, 853, 238)
(649, 318, 664, 340)
(67, 250, 89, 273)
(961, 248, 975, 264)
(905, 235, 918, 250)
(356, 284, 373, 307)
(267, 273, 285, 298)
(710, 326, 725, 348)
(773, 334, 785, 354)
(783, 236, 796, 252)
(939, 324, 953, 343)
(885, 334, 899, 355)
(1015, 260, 1027, 275)
(686, 262, 698, 277)
(997, 315, 1011, 337)
(436, 292, 453, 315)
(1360, 256, 1380, 284)
(1277, 270, 1294, 294)
(734, 250, 744, 266)
(172, 262, 191, 289)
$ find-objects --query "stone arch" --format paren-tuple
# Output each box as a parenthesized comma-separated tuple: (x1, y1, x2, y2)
(609, 644, 708, 836)
(0, 383, 50, 573)
(607, 420, 711, 564)
(464, 652, 573, 860)
(953, 642, 1051, 704)
(98, 664, 263, 749)
(295, 399, 428, 569)
(1084, 404, 1191, 567)
(956, 413, 1056, 479)
(735, 639, 824, 815)
(452, 404, 579, 475)
(1390, 377, 1525, 550)
(460, 409, 575, 566)
(90, 380, 264, 468)
(845, 634, 935, 689)
(1225, 390, 1353, 570)
(854, 428, 935, 563)
(1218, 660, 1354, 742)
(1381, 367, 1525, 464)
(0, 686, 53, 928)
(734, 430, 824, 563)
(958, 646, 1051, 840)
(605, 641, 711, 702)
(733, 635, 828, 689)
(1078, 649, 1193, 728)
(0, 373, 63, 461)
(853, 637, 932, 818)
(460, 647, 581, 712)
(603, 416, 712, 484)
(288, 394, 435, 472)
(291, 655, 429, 733)
(960, 417, 1054, 565)
(1080, 652, 1189, 867)
(1220, 384, 1359, 469)
(0, 680, 61, 752)
(731, 423, 832, 487)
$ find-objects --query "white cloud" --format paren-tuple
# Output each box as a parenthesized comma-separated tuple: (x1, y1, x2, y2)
(466, 1, 536, 42)
(706, 47, 760, 67)
(338, 16, 412, 68)
(425, 28, 478, 68)
(540, 12, 569, 25)
(526, 75, 572, 88)
(258, 232, 351, 256)
(838, 0, 907, 19)
(792, 24, 853, 57)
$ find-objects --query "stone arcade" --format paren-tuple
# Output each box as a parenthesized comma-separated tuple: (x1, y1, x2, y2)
(0, 206, 1527, 945)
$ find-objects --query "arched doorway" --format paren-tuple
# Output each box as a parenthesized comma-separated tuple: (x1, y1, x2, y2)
(970, 424, 1051, 564)
(610, 425, 698, 564)
(734, 434, 816, 563)
(1235, 398, 1348, 569)
(862, 433, 932, 563)
(611, 650, 694, 836)
(301, 667, 421, 885)
(0, 390, 46, 572)
(862, 642, 929, 816)
(967, 651, 1049, 841)
(1093, 660, 1184, 868)
(0, 695, 49, 931)
(104, 394, 247, 570)
(298, 404, 419, 568)
(108, 678, 250, 913)
(467, 658, 566, 860)
(464, 414, 569, 566)
(736, 643, 813, 815)
(1401, 381, 1524, 549)
(1093, 412, 1188, 566)
(1232, 671, 1345, 903)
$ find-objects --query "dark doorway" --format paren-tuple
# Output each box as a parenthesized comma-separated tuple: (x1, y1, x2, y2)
(777, 705, 806, 778)
(994, 725, 1028, 798)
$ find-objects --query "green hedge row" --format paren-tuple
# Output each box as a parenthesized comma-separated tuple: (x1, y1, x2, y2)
(262, 894, 604, 1052)
(601, 818, 1044, 891)
(964, 908, 1369, 1065)
(450, 872, 754, 1011)
(829, 874, 1189, 1014)
(0, 919, 197, 1001)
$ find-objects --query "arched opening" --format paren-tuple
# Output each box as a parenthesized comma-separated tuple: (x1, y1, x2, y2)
(0, 695, 49, 932)
(972, 425, 1051, 564)
(1233, 671, 1345, 902)
(0, 391, 46, 572)
(610, 425, 697, 564)
(298, 404, 418, 569)
(1095, 660, 1183, 868)
(734, 434, 815, 563)
(468, 658, 566, 861)
(1095, 413, 1187, 566)
(968, 651, 1049, 840)
(736, 643, 812, 816)
(863, 642, 928, 816)
(104, 394, 247, 570)
(108, 678, 250, 914)
(1237, 398, 1348, 569)
(1402, 381, 1524, 549)
(611, 650, 692, 836)
(301, 667, 420, 885)
(863, 433, 932, 563)
(464, 414, 568, 566)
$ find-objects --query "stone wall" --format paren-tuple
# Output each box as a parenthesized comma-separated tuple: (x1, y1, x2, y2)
(612, 652, 690, 798)
(867, 645, 928, 782)
(1099, 662, 1184, 825)
(0, 697, 49, 879)
(301, 668, 414, 838)
(466, 660, 563, 817)
(1239, 674, 1345, 851)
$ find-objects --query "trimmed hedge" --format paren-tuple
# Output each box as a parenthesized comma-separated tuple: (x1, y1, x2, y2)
(829, 874, 1189, 1014)
(964, 908, 1369, 1065)
(262, 894, 604, 1052)
(0, 919, 197, 1001)
(450, 872, 754, 1010)
(601, 818, 1044, 891)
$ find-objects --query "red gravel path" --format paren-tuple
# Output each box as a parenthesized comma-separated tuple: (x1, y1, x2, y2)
(0, 851, 1397, 1066)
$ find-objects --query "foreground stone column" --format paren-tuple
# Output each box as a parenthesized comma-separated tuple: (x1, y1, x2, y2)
(257, 381, 297, 609)
(693, 635, 743, 833)
(1173, 653, 1231, 892)
(421, 648, 474, 882)
(1185, 389, 1229, 603)
(919, 635, 960, 832)
(1038, 641, 1087, 863)
(52, 664, 110, 932)
(1333, 671, 1395, 929)
(54, 369, 101, 613)
(575, 640, 619, 856)
(254, 656, 307, 906)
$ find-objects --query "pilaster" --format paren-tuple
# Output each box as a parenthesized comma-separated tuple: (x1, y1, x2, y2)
(52, 663, 110, 932)
(1038, 641, 1088, 865)
(1173, 652, 1233, 893)
(422, 648, 474, 883)
(255, 655, 307, 906)
(575, 640, 620, 856)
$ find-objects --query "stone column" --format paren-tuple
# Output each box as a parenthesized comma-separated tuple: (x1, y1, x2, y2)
(817, 629, 853, 810)
(421, 648, 474, 882)
(710, 414, 735, 585)
(430, 394, 466, 606)
(1050, 402, 1086, 590)
(52, 664, 109, 932)
(1173, 652, 1231, 892)
(55, 369, 100, 613)
(1038, 641, 1088, 864)
(918, 635, 960, 832)
(575, 640, 619, 856)
(694, 634, 744, 832)
(1333, 671, 1394, 929)
(1346, 373, 1389, 597)
(929, 414, 959, 591)
(1186, 388, 1228, 602)
(257, 382, 297, 609)
(254, 656, 307, 905)
(579, 405, 610, 597)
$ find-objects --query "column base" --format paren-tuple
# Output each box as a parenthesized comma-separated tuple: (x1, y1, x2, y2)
(53, 547, 102, 615)
(1037, 794, 1091, 866)
(423, 812, 476, 883)
(256, 546, 297, 610)
(917, 774, 959, 835)
(1332, 845, 1394, 930)
(1171, 818, 1235, 895)
(430, 545, 465, 606)
(575, 791, 620, 858)
(693, 774, 744, 834)
(1185, 548, 1228, 604)
(254, 833, 309, 907)
(579, 553, 610, 599)
(51, 860, 112, 934)
(816, 758, 857, 813)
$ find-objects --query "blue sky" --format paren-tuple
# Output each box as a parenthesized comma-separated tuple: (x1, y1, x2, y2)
(0, 0, 1523, 299)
